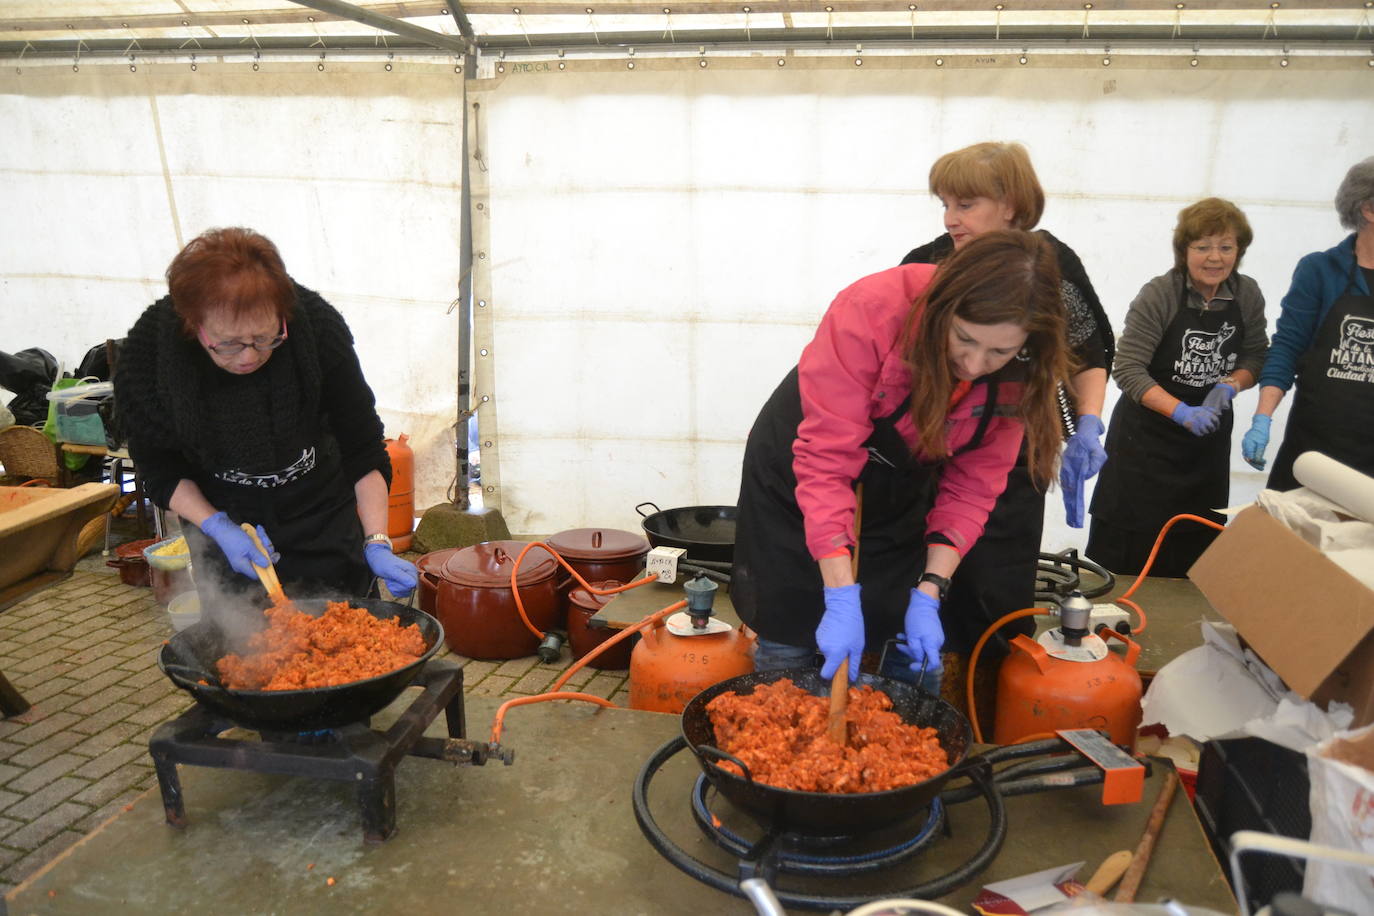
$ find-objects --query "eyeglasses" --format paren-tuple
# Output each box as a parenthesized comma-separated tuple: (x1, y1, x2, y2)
(1189, 243, 1237, 256)
(198, 319, 289, 356)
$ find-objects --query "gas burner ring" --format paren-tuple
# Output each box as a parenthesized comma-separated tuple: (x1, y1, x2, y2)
(689, 774, 946, 875)
(632, 736, 1008, 911)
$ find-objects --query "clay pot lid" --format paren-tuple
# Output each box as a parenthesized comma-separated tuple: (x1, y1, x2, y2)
(545, 528, 649, 562)
(569, 580, 624, 611)
(418, 541, 557, 588)
(114, 538, 158, 560)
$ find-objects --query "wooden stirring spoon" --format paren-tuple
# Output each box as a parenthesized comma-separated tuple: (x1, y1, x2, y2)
(239, 522, 288, 607)
(827, 484, 864, 745)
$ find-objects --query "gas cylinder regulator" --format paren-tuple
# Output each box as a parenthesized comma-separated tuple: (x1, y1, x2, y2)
(994, 589, 1146, 748)
(628, 574, 756, 714)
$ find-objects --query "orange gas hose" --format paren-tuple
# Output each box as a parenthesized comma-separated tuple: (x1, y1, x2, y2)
(490, 692, 615, 745)
(510, 540, 662, 641)
(488, 597, 689, 744)
(963, 512, 1229, 744)
(551, 599, 686, 692)
(1114, 513, 1226, 637)
(966, 606, 1042, 744)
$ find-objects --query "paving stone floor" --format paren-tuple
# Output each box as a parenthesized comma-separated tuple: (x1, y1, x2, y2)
(0, 543, 631, 897)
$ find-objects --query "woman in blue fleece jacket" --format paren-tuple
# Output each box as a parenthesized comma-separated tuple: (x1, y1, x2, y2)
(1242, 157, 1374, 489)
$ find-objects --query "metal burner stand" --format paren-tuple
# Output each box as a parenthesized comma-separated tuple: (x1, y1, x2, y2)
(150, 658, 485, 843)
(633, 735, 1144, 912)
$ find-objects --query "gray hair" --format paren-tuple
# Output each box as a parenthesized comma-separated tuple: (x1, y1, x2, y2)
(1335, 156, 1374, 230)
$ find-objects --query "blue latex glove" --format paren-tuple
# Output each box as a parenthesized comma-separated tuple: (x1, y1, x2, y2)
(1171, 402, 1221, 436)
(1242, 414, 1272, 470)
(365, 542, 418, 598)
(1201, 381, 1238, 414)
(816, 584, 865, 681)
(896, 588, 944, 675)
(1060, 414, 1106, 529)
(200, 511, 274, 580)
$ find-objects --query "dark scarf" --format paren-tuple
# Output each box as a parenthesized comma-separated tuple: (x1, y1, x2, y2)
(153, 285, 324, 474)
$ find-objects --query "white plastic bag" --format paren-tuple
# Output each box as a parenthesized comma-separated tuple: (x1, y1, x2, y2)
(1304, 721, 1374, 910)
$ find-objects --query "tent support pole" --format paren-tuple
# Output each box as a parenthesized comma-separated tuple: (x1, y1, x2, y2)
(455, 46, 477, 510)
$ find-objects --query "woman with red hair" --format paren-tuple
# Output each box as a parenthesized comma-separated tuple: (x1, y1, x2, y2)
(115, 228, 416, 612)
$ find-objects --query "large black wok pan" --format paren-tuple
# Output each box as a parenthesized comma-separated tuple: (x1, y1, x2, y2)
(158, 597, 443, 732)
(681, 667, 973, 836)
(635, 502, 736, 565)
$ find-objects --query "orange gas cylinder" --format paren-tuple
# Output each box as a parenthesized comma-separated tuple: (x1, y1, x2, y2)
(993, 622, 1143, 749)
(629, 618, 755, 714)
(384, 434, 414, 552)
(629, 578, 754, 714)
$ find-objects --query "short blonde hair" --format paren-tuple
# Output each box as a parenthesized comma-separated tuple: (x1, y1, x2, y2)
(928, 142, 1045, 230)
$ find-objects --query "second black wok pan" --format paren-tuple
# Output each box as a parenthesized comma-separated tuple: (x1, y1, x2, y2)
(681, 666, 973, 836)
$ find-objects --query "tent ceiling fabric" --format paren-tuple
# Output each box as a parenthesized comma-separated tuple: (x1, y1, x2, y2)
(3, 1, 1372, 54)
(470, 62, 1372, 539)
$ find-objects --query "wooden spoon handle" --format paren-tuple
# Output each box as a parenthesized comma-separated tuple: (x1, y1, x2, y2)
(1084, 849, 1133, 897)
(828, 483, 863, 746)
(239, 523, 286, 605)
(827, 659, 849, 745)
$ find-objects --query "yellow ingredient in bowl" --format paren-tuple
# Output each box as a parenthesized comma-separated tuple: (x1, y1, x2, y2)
(153, 537, 188, 557)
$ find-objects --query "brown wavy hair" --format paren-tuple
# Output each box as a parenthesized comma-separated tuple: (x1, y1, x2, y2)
(904, 230, 1071, 488)
(929, 142, 1045, 230)
(1171, 197, 1254, 270)
(166, 227, 295, 336)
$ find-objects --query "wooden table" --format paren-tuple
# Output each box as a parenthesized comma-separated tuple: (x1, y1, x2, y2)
(59, 442, 162, 551)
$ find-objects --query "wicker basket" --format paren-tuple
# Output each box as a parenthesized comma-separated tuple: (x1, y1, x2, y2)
(75, 514, 107, 560)
(0, 425, 64, 486)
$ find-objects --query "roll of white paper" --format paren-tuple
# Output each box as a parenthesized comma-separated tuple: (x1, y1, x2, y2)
(1293, 452, 1374, 525)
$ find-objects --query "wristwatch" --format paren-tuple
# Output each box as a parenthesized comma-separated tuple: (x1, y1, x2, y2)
(917, 572, 951, 600)
(364, 533, 393, 550)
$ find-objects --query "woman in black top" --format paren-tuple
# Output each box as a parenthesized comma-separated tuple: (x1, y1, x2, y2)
(899, 141, 1115, 664)
(115, 228, 416, 619)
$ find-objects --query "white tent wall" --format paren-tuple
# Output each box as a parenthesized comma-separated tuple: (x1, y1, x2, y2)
(472, 58, 1373, 550)
(1, 62, 464, 513)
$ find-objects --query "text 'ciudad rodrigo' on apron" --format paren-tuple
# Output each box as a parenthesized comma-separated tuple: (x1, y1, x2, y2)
(1267, 257, 1374, 490)
(1092, 275, 1246, 536)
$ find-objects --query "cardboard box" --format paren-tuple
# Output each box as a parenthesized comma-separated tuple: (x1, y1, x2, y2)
(1189, 504, 1374, 726)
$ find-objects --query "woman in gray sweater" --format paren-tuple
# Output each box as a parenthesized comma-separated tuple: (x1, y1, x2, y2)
(1087, 198, 1268, 576)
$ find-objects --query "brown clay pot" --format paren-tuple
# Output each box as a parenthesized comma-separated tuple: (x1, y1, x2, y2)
(545, 528, 649, 627)
(567, 580, 634, 669)
(107, 538, 157, 588)
(416, 541, 560, 660)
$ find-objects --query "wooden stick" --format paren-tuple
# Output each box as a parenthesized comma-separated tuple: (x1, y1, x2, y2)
(1114, 770, 1180, 903)
(827, 659, 849, 744)
(1085, 849, 1133, 897)
(239, 523, 287, 606)
(826, 483, 864, 746)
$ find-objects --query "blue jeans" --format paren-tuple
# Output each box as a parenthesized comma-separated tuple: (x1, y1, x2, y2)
(752, 636, 942, 695)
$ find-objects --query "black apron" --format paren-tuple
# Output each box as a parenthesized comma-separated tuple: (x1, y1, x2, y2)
(732, 366, 995, 652)
(1267, 260, 1374, 491)
(940, 464, 1044, 657)
(1089, 276, 1244, 573)
(184, 431, 371, 614)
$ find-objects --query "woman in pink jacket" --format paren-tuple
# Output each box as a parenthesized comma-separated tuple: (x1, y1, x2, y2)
(732, 231, 1072, 693)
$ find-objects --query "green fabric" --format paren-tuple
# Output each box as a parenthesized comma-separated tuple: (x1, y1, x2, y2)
(43, 378, 92, 471)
